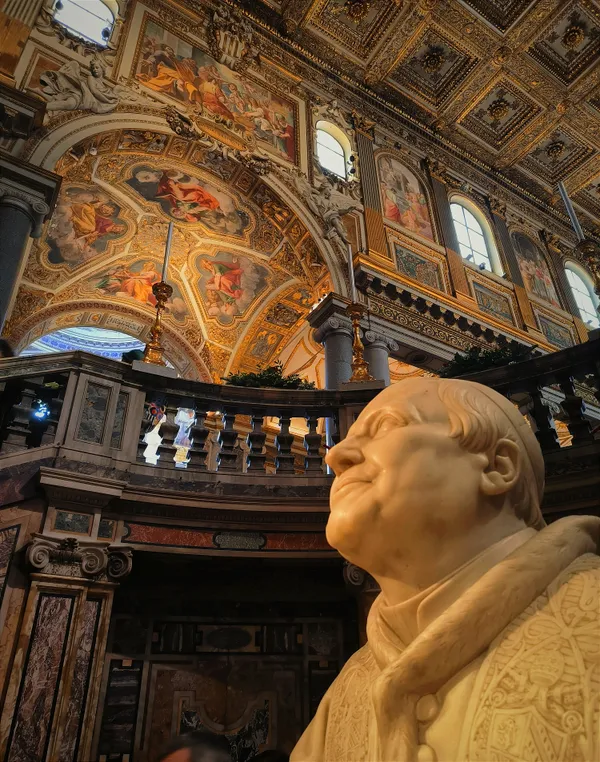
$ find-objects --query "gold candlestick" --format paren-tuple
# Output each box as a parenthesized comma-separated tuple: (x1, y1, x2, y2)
(143, 281, 173, 366)
(346, 302, 374, 382)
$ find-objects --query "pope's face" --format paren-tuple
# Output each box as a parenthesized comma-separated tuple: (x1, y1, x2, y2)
(325, 381, 486, 575)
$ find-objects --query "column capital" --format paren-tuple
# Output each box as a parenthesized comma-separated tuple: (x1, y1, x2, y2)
(364, 330, 399, 352)
(0, 154, 61, 237)
(27, 533, 133, 582)
(307, 292, 355, 343)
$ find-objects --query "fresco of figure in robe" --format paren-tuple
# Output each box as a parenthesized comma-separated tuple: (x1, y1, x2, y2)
(378, 155, 434, 241)
(511, 231, 560, 308)
(196, 252, 269, 325)
(134, 20, 297, 163)
(126, 165, 250, 237)
(46, 186, 128, 267)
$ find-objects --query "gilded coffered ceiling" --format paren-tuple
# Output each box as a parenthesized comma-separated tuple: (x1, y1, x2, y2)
(234, 0, 600, 223)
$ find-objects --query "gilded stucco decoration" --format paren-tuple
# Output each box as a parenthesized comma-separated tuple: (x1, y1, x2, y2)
(7, 119, 331, 380)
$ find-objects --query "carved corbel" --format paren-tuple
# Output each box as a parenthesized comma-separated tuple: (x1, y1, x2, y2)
(489, 197, 507, 219)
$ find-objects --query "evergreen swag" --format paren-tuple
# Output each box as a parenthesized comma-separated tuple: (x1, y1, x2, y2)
(224, 362, 316, 389)
(439, 343, 537, 378)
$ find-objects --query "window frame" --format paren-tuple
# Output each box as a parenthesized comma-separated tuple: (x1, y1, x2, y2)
(564, 260, 600, 328)
(52, 0, 118, 47)
(315, 121, 352, 180)
(449, 195, 504, 276)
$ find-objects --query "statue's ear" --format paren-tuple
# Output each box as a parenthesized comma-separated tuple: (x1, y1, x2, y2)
(479, 438, 520, 496)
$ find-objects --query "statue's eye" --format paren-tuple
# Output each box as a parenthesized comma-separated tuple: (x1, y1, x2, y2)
(371, 415, 399, 438)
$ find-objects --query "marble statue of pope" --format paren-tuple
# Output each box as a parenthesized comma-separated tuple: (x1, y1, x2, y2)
(291, 378, 600, 762)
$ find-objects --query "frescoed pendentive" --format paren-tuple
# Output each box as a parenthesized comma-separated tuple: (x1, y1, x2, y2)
(378, 156, 434, 240)
(92, 259, 188, 321)
(510, 232, 560, 308)
(134, 19, 297, 163)
(196, 252, 269, 325)
(126, 163, 250, 236)
(46, 185, 129, 268)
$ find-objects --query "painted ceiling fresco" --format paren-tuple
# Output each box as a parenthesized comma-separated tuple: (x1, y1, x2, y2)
(8, 128, 330, 382)
(135, 18, 298, 164)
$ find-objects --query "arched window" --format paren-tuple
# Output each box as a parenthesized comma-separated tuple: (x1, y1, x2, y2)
(450, 199, 503, 275)
(315, 121, 351, 179)
(565, 263, 599, 328)
(53, 0, 116, 46)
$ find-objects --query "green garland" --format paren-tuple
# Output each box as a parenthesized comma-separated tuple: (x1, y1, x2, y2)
(439, 344, 536, 379)
(224, 362, 316, 389)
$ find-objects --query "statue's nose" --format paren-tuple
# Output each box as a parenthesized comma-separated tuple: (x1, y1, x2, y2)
(326, 437, 364, 474)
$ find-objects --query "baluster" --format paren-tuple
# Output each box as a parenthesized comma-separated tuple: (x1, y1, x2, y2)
(138, 401, 166, 465)
(188, 404, 210, 470)
(556, 372, 592, 446)
(304, 414, 323, 473)
(217, 408, 239, 472)
(158, 404, 178, 466)
(247, 411, 267, 472)
(525, 383, 559, 452)
(2, 381, 39, 453)
(276, 415, 295, 473)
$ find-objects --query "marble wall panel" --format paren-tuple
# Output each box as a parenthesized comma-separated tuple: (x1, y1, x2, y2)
(0, 525, 20, 613)
(75, 382, 111, 444)
(54, 510, 92, 535)
(6, 593, 75, 762)
(110, 391, 129, 449)
(58, 598, 102, 762)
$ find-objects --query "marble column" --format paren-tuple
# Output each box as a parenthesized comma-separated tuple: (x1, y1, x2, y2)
(308, 294, 355, 389)
(0, 154, 60, 331)
(364, 331, 398, 386)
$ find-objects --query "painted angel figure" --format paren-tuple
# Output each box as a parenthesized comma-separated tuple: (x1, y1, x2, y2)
(142, 403, 167, 466)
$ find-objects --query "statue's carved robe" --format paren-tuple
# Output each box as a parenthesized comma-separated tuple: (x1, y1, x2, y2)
(291, 517, 600, 762)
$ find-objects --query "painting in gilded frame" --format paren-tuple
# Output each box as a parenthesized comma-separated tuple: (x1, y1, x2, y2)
(134, 19, 297, 163)
(125, 163, 250, 236)
(91, 259, 189, 322)
(537, 314, 573, 349)
(394, 243, 441, 291)
(378, 156, 434, 240)
(196, 251, 269, 325)
(510, 231, 560, 308)
(46, 185, 129, 268)
(471, 282, 514, 324)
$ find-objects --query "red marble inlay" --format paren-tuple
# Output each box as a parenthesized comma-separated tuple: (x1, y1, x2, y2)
(125, 523, 333, 552)
(265, 532, 332, 551)
(126, 523, 214, 548)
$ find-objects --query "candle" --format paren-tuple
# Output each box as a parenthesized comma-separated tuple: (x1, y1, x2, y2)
(347, 242, 358, 303)
(161, 222, 174, 281)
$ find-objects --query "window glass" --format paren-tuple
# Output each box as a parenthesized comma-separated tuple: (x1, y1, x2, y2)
(53, 0, 114, 46)
(566, 268, 599, 328)
(450, 202, 494, 272)
(316, 127, 347, 179)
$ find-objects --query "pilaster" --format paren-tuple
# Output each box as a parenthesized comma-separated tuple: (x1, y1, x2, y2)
(0, 0, 45, 84)
(353, 115, 389, 261)
(0, 535, 132, 762)
(424, 160, 475, 307)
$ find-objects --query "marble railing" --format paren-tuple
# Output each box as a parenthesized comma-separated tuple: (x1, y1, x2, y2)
(0, 352, 379, 479)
